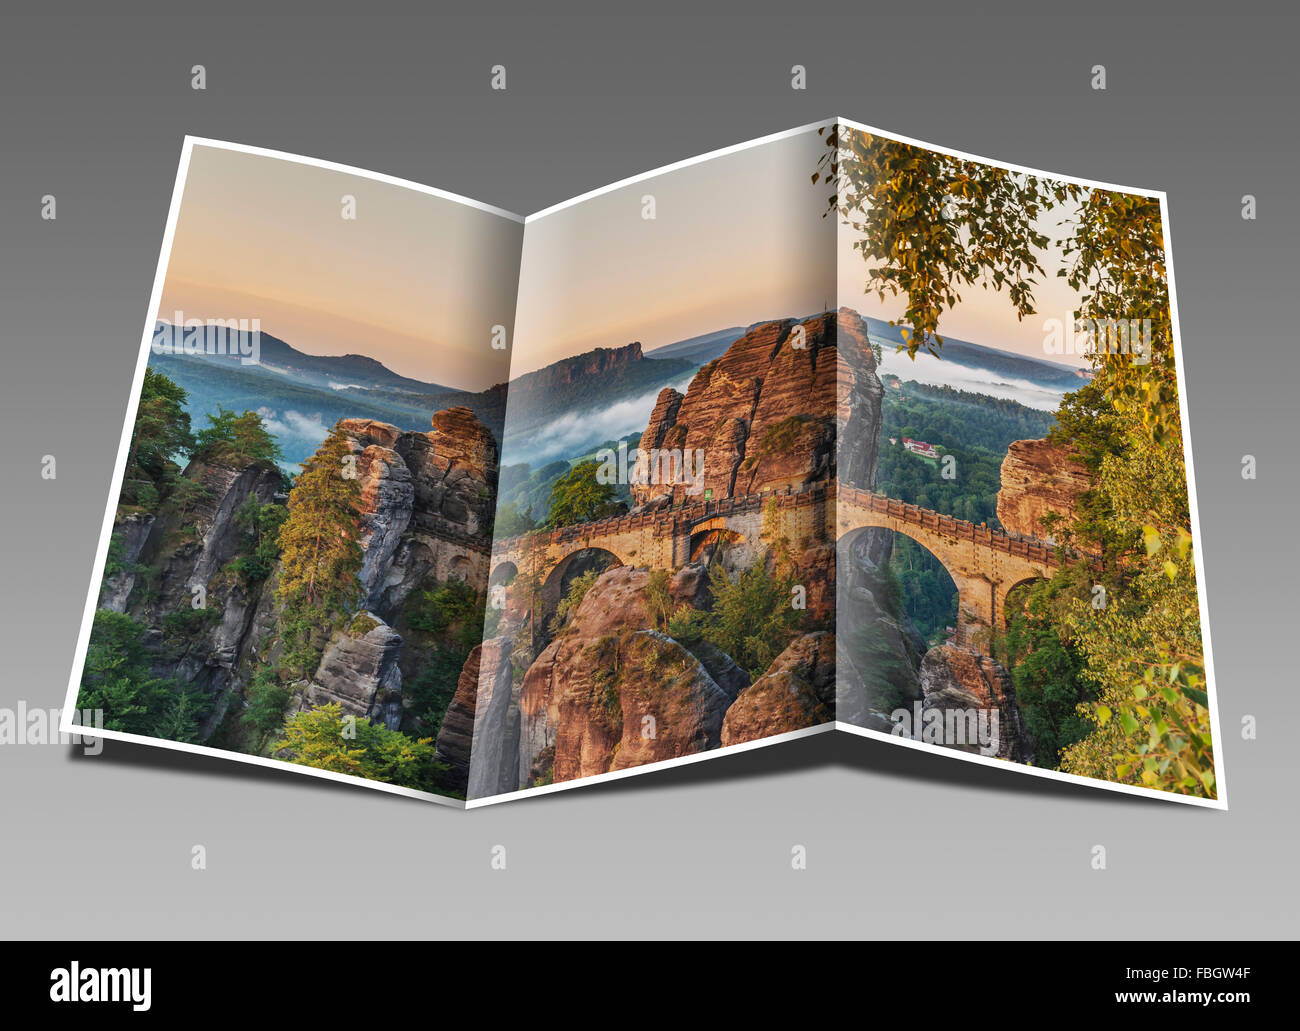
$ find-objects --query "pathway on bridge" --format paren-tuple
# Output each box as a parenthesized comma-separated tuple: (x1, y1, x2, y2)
(490, 481, 1073, 654)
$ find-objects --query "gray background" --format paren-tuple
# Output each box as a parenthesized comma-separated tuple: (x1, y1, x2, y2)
(0, 0, 1292, 940)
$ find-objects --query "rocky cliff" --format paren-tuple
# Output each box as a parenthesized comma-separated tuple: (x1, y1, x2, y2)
(501, 341, 696, 438)
(631, 308, 882, 507)
(340, 406, 496, 617)
(834, 527, 928, 732)
(720, 631, 835, 746)
(458, 565, 740, 792)
(997, 438, 1090, 543)
(917, 645, 1034, 763)
(111, 407, 498, 769)
(113, 457, 286, 738)
(292, 612, 405, 730)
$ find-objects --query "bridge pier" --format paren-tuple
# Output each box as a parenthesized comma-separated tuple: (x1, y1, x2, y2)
(953, 578, 995, 655)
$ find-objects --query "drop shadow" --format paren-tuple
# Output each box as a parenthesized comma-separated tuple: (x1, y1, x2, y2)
(66, 735, 449, 807)
(529, 730, 1177, 810)
(70, 727, 1193, 813)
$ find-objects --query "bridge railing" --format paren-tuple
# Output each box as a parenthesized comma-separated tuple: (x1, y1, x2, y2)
(491, 481, 831, 553)
(491, 479, 1065, 566)
(836, 485, 1062, 564)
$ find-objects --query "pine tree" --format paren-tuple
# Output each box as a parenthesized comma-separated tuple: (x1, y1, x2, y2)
(275, 424, 363, 674)
(123, 368, 195, 508)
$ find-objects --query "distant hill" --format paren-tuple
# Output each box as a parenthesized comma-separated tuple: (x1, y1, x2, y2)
(147, 324, 694, 471)
(865, 317, 1086, 390)
(645, 326, 747, 365)
(158, 322, 457, 395)
(501, 342, 696, 437)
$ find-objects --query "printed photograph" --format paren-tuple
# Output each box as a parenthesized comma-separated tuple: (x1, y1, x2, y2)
(466, 125, 841, 799)
(68, 123, 1217, 806)
(828, 122, 1217, 800)
(72, 141, 523, 801)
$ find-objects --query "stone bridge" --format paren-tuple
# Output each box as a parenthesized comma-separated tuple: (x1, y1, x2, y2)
(490, 483, 1068, 653)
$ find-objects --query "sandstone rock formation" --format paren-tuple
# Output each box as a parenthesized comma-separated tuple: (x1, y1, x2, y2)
(340, 407, 496, 616)
(917, 645, 1034, 763)
(108, 408, 498, 761)
(834, 527, 926, 730)
(463, 635, 521, 799)
(720, 632, 835, 745)
(295, 612, 405, 731)
(997, 438, 1090, 543)
(457, 565, 742, 790)
(432, 643, 482, 782)
(631, 308, 882, 508)
(116, 457, 285, 739)
(518, 568, 702, 778)
(99, 511, 155, 613)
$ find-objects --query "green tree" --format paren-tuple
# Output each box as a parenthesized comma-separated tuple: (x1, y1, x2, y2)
(1056, 431, 1211, 796)
(271, 703, 442, 790)
(122, 368, 195, 508)
(240, 667, 293, 752)
(193, 407, 283, 466)
(1060, 191, 1179, 443)
(493, 500, 536, 537)
(152, 685, 208, 744)
(230, 496, 288, 585)
(544, 460, 621, 528)
(76, 610, 178, 735)
(1002, 580, 1093, 768)
(816, 124, 1080, 356)
(275, 423, 363, 675)
(163, 475, 212, 521)
(403, 577, 487, 737)
(669, 562, 801, 679)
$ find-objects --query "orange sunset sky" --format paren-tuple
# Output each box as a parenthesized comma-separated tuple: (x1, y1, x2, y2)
(162, 131, 1099, 397)
(159, 143, 522, 392)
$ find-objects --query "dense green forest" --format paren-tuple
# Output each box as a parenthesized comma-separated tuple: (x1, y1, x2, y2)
(876, 380, 1055, 528)
(887, 536, 956, 643)
(873, 379, 1055, 641)
(883, 380, 1058, 453)
(82, 368, 463, 796)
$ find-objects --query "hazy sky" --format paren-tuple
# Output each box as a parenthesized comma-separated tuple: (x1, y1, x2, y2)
(834, 134, 1094, 368)
(836, 214, 1094, 369)
(511, 124, 1099, 382)
(511, 126, 835, 378)
(159, 144, 522, 391)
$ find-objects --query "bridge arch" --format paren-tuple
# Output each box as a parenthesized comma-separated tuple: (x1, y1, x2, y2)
(999, 575, 1050, 631)
(834, 489, 1058, 653)
(852, 522, 967, 644)
(689, 525, 745, 564)
(489, 560, 518, 588)
(449, 554, 475, 581)
(485, 485, 1062, 658)
(539, 547, 624, 638)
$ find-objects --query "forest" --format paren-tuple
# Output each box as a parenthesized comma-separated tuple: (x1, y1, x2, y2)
(79, 368, 473, 797)
(876, 379, 1055, 527)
